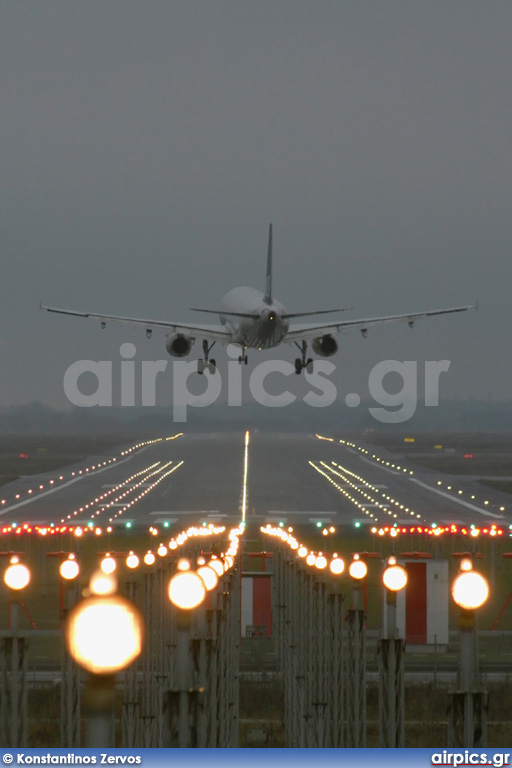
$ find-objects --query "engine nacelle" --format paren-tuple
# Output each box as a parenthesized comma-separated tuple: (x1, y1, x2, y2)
(312, 334, 338, 357)
(165, 333, 193, 358)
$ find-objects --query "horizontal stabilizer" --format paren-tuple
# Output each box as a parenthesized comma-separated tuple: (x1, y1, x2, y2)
(282, 308, 353, 319)
(190, 308, 259, 319)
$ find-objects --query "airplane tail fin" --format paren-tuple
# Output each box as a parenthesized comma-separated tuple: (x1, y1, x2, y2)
(263, 223, 273, 305)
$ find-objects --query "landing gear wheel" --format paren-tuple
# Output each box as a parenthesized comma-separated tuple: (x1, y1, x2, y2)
(294, 340, 312, 375)
(198, 339, 216, 375)
(238, 353, 248, 365)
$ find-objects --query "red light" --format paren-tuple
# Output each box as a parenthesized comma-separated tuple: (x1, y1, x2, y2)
(463, 454, 474, 459)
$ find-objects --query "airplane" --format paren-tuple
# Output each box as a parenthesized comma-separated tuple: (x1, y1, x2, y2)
(42, 224, 474, 375)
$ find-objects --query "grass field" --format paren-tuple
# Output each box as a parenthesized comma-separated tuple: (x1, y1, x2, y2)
(363, 431, 512, 480)
(0, 433, 137, 487)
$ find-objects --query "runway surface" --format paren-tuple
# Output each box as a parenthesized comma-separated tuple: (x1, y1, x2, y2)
(1, 431, 511, 531)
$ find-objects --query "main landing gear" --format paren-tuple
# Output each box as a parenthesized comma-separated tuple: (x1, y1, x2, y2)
(294, 340, 313, 375)
(198, 340, 216, 374)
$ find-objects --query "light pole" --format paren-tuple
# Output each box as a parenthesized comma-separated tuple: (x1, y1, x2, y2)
(121, 551, 141, 748)
(56, 554, 81, 747)
(1, 556, 31, 747)
(165, 559, 206, 747)
(326, 555, 345, 748)
(65, 572, 144, 748)
(379, 557, 407, 748)
(346, 555, 368, 747)
(449, 559, 489, 747)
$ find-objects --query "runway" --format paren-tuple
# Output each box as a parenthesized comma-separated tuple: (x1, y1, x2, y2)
(1, 431, 511, 531)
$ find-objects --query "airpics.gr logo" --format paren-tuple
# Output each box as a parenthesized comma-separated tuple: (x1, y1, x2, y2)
(432, 752, 511, 768)
(62, 344, 451, 424)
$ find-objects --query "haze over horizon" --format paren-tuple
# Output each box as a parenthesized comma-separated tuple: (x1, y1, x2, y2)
(1, 3, 511, 412)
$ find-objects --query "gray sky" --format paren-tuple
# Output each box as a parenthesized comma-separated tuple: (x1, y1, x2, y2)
(1, 2, 511, 410)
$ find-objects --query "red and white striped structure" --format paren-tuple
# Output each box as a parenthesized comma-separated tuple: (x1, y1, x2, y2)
(241, 573, 272, 638)
(383, 559, 449, 645)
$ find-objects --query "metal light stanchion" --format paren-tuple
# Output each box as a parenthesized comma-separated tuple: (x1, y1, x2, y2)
(448, 558, 489, 747)
(378, 557, 407, 748)
(58, 556, 81, 747)
(165, 559, 206, 747)
(346, 555, 367, 747)
(65, 569, 144, 748)
(266, 533, 346, 749)
(140, 553, 158, 746)
(0, 558, 31, 747)
(326, 555, 345, 748)
(121, 551, 142, 748)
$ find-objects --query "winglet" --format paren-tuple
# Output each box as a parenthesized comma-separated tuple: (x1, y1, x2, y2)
(263, 223, 273, 305)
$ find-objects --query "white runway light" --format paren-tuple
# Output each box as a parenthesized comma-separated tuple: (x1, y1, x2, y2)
(241, 430, 250, 523)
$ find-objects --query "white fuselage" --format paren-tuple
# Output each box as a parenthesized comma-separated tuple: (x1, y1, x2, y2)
(220, 287, 289, 349)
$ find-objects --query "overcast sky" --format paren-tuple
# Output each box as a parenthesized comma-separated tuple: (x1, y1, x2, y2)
(1, 2, 511, 412)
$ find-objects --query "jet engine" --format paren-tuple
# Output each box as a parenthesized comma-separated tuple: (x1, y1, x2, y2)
(165, 333, 193, 358)
(312, 334, 338, 357)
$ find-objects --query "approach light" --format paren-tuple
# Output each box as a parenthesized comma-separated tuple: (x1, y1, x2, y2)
(4, 561, 31, 590)
(382, 562, 407, 592)
(89, 570, 117, 596)
(330, 557, 345, 575)
(126, 552, 139, 569)
(60, 557, 80, 580)
(100, 556, 117, 575)
(168, 571, 206, 609)
(65, 595, 144, 674)
(143, 551, 155, 566)
(348, 558, 367, 580)
(208, 559, 224, 578)
(452, 571, 489, 611)
(197, 565, 218, 591)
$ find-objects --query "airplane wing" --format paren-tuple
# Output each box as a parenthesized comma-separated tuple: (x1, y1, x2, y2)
(41, 305, 232, 342)
(284, 305, 475, 342)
